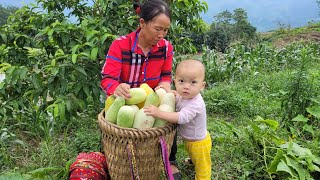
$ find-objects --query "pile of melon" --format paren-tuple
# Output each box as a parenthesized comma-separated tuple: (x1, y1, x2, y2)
(104, 83, 175, 129)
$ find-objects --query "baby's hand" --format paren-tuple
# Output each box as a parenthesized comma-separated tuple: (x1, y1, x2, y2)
(171, 90, 178, 96)
(144, 105, 160, 118)
(155, 84, 171, 93)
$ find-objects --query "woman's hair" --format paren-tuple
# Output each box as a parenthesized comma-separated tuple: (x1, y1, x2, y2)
(134, 0, 171, 23)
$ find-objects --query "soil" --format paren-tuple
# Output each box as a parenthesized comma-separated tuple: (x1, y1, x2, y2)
(272, 31, 320, 47)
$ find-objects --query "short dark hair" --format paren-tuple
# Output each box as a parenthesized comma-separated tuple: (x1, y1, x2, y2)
(136, 0, 171, 23)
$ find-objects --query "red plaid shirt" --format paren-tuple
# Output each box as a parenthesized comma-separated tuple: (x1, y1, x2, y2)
(100, 28, 174, 95)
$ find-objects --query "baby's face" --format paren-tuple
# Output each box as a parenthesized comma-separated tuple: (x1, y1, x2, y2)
(174, 65, 205, 100)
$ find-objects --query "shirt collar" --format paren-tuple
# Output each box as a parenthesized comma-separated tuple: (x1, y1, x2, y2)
(130, 28, 160, 54)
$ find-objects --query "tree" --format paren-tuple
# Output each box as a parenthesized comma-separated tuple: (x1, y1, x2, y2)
(0, 5, 19, 26)
(232, 8, 256, 40)
(0, 0, 208, 125)
(214, 10, 232, 26)
(203, 8, 257, 52)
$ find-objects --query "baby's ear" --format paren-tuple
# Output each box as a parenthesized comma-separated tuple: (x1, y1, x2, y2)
(202, 81, 206, 90)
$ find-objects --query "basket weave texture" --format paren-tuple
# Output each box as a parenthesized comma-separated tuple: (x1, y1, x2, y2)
(98, 109, 176, 180)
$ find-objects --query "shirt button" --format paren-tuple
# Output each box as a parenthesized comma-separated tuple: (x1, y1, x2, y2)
(142, 72, 144, 74)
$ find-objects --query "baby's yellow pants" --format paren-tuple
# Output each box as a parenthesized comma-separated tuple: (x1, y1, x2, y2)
(185, 132, 212, 180)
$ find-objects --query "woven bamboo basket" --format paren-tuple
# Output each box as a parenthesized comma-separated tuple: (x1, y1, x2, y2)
(98, 109, 176, 180)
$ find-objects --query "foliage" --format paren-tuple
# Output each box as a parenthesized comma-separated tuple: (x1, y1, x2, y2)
(200, 41, 320, 87)
(280, 45, 320, 124)
(1, 3, 320, 177)
(0, 5, 19, 26)
(0, 0, 207, 176)
(191, 8, 257, 52)
(260, 22, 320, 46)
(267, 141, 320, 179)
(0, 0, 207, 131)
(0, 0, 208, 131)
(167, 0, 208, 54)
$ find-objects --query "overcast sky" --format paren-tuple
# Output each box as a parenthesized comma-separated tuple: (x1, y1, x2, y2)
(202, 0, 320, 31)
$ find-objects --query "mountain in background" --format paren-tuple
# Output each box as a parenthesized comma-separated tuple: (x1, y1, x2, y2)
(202, 0, 320, 32)
(1, 0, 320, 32)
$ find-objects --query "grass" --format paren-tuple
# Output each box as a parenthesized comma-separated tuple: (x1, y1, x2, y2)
(1, 39, 320, 179)
(175, 60, 320, 179)
(260, 22, 320, 47)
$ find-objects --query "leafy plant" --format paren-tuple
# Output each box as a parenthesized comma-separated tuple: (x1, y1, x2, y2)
(289, 104, 320, 140)
(0, 128, 26, 171)
(267, 141, 320, 179)
(281, 47, 317, 124)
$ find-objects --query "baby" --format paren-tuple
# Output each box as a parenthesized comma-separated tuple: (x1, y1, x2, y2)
(144, 59, 212, 179)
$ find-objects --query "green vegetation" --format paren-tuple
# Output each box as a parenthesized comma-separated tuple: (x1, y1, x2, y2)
(1, 0, 320, 179)
(190, 8, 257, 52)
(0, 5, 18, 26)
(261, 22, 320, 46)
(178, 41, 320, 179)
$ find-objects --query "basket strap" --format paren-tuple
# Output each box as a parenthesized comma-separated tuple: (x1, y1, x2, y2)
(160, 136, 174, 180)
(126, 140, 140, 180)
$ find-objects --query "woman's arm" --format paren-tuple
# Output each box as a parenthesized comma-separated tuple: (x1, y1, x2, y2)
(158, 41, 173, 92)
(101, 40, 131, 98)
(156, 41, 174, 92)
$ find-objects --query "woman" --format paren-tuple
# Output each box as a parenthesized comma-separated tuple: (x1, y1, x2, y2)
(100, 0, 181, 179)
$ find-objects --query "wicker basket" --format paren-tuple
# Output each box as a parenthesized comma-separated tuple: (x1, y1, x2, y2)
(98, 109, 176, 180)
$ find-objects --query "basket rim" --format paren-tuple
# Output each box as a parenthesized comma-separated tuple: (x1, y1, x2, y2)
(98, 109, 176, 133)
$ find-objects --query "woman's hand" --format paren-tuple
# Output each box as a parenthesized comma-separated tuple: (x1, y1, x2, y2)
(113, 83, 131, 99)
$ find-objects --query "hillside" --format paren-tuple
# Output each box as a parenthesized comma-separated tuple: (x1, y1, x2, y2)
(260, 22, 320, 47)
(202, 0, 320, 32)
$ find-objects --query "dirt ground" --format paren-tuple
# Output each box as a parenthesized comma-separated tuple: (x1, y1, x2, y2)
(272, 31, 320, 47)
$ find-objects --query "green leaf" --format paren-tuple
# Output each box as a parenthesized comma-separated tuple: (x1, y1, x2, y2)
(306, 106, 320, 118)
(86, 30, 99, 41)
(254, 118, 279, 130)
(90, 47, 98, 60)
(54, 104, 59, 118)
(0, 63, 11, 72)
(1, 33, 7, 43)
(48, 29, 54, 36)
(292, 114, 308, 122)
(83, 86, 90, 97)
(59, 102, 66, 120)
(267, 149, 284, 173)
(83, 42, 94, 48)
(5, 66, 16, 83)
(284, 155, 307, 180)
(74, 66, 87, 76)
(269, 134, 286, 145)
(79, 52, 91, 58)
(0, 173, 31, 180)
(313, 156, 320, 166)
(71, 44, 80, 54)
(276, 159, 297, 178)
(128, 18, 135, 26)
(280, 142, 313, 158)
(302, 125, 314, 136)
(28, 167, 61, 178)
(101, 33, 115, 44)
(51, 59, 56, 66)
(66, 99, 72, 112)
(72, 54, 77, 64)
